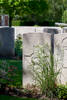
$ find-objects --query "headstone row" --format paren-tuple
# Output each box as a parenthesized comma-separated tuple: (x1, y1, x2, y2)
(23, 32, 67, 87)
(14, 27, 62, 39)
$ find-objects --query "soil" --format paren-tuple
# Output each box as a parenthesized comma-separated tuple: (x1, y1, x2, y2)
(0, 84, 41, 99)
(0, 83, 64, 100)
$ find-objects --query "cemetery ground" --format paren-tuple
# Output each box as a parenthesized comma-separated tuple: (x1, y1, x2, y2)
(0, 59, 41, 100)
(0, 46, 67, 100)
(0, 29, 67, 100)
(0, 95, 37, 100)
(0, 58, 67, 100)
(0, 59, 22, 87)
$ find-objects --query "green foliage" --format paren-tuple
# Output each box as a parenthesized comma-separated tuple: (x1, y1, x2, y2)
(0, 0, 20, 15)
(0, 60, 22, 87)
(57, 85, 67, 99)
(19, 0, 49, 25)
(0, 60, 9, 84)
(7, 60, 22, 87)
(47, 0, 64, 22)
(12, 20, 21, 26)
(0, 95, 37, 100)
(0, 0, 48, 26)
(63, 0, 67, 9)
(62, 10, 67, 23)
(15, 34, 22, 59)
(0, 0, 21, 26)
(0, 0, 66, 25)
(0, 60, 18, 86)
(31, 44, 60, 98)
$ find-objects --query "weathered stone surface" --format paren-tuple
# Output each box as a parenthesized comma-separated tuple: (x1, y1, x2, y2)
(36, 27, 44, 32)
(14, 27, 36, 39)
(0, 27, 14, 57)
(23, 30, 67, 86)
(36, 27, 62, 34)
(63, 27, 67, 33)
(14, 27, 62, 39)
(23, 32, 51, 86)
(54, 34, 67, 84)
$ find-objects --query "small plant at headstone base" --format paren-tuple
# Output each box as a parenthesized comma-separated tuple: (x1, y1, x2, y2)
(57, 85, 67, 99)
(31, 44, 60, 99)
(0, 60, 9, 84)
(15, 34, 22, 60)
(0, 60, 10, 93)
(7, 65, 18, 86)
(0, 60, 18, 88)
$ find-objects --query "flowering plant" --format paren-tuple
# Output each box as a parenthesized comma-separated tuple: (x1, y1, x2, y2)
(8, 65, 18, 85)
(0, 61, 8, 82)
(0, 60, 18, 85)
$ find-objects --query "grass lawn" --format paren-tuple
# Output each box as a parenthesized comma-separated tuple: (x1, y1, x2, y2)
(0, 59, 22, 87)
(0, 95, 37, 100)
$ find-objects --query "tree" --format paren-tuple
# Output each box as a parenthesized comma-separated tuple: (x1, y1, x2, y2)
(63, 0, 67, 9)
(62, 10, 67, 23)
(0, 0, 20, 27)
(0, 0, 49, 26)
(19, 0, 49, 25)
(47, 0, 65, 22)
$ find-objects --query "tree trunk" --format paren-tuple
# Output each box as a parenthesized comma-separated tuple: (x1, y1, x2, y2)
(9, 16, 13, 27)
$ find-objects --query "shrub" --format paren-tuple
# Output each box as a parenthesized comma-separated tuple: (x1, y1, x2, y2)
(31, 44, 60, 98)
(57, 85, 67, 99)
(15, 34, 22, 59)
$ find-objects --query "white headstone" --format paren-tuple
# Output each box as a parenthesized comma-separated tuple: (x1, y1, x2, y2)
(54, 33, 67, 84)
(23, 32, 51, 86)
(14, 26, 36, 39)
(63, 27, 67, 33)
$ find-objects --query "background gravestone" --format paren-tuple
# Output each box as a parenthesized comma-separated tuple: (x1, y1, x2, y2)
(23, 32, 51, 86)
(36, 27, 62, 34)
(63, 27, 67, 33)
(14, 26, 36, 39)
(0, 27, 14, 57)
(54, 34, 67, 84)
(14, 26, 62, 39)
